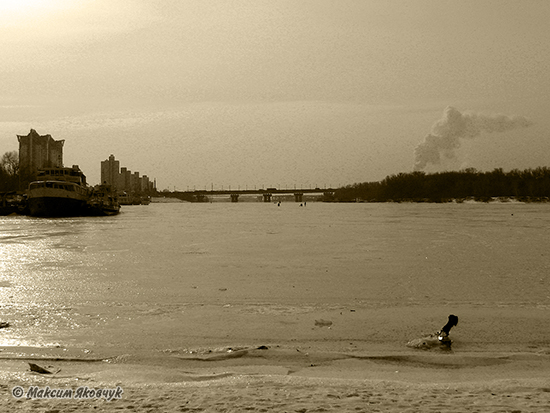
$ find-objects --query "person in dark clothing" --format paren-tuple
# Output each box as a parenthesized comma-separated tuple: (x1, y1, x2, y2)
(406, 314, 459, 349)
(437, 314, 459, 346)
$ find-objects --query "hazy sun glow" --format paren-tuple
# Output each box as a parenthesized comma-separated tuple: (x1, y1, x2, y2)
(0, 0, 72, 22)
(0, 0, 50, 12)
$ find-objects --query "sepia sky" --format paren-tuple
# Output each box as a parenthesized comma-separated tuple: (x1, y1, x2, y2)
(1, 0, 549, 190)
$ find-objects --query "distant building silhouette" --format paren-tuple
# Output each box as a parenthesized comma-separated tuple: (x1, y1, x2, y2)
(119, 166, 131, 190)
(17, 129, 65, 185)
(100, 154, 119, 188)
(100, 154, 155, 193)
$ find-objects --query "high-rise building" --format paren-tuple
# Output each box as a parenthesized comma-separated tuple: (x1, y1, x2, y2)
(142, 175, 150, 192)
(17, 129, 64, 180)
(131, 171, 140, 192)
(118, 167, 129, 190)
(100, 154, 155, 194)
(100, 154, 120, 188)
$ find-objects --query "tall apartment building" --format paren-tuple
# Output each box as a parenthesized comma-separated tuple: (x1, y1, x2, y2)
(142, 175, 150, 192)
(100, 154, 120, 187)
(18, 129, 64, 180)
(100, 154, 155, 193)
(119, 167, 131, 190)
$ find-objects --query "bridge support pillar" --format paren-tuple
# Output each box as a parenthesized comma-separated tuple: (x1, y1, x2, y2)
(294, 193, 304, 203)
(195, 194, 208, 202)
(263, 193, 272, 203)
(230, 194, 239, 203)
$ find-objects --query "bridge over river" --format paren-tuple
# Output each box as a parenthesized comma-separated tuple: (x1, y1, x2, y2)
(171, 188, 337, 203)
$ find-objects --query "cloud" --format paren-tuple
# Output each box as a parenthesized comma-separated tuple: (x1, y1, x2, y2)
(413, 106, 533, 171)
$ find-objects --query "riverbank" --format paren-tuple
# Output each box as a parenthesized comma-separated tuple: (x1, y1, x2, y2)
(1, 346, 550, 412)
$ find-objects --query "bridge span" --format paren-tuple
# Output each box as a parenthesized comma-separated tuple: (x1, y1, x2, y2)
(172, 188, 337, 203)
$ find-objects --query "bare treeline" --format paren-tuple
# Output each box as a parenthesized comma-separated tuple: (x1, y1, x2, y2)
(336, 167, 550, 203)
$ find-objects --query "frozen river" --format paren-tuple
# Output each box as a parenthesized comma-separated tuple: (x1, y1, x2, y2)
(1, 201, 549, 362)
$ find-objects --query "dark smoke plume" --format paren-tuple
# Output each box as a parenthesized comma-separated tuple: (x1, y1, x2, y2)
(413, 106, 532, 171)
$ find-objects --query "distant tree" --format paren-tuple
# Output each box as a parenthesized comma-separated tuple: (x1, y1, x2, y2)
(0, 151, 19, 191)
(1, 151, 19, 176)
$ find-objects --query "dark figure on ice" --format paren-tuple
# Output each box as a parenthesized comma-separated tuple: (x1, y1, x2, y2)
(436, 314, 459, 346)
(406, 314, 459, 350)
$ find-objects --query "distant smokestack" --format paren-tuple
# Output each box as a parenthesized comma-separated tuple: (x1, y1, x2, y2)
(413, 106, 532, 171)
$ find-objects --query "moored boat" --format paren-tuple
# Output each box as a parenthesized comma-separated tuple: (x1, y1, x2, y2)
(118, 192, 150, 205)
(26, 166, 90, 217)
(118, 192, 131, 205)
(0, 192, 26, 215)
(87, 184, 120, 216)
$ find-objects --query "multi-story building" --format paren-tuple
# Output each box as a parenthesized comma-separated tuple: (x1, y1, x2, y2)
(142, 175, 150, 192)
(119, 167, 131, 190)
(100, 154, 155, 194)
(100, 154, 119, 187)
(131, 172, 140, 193)
(18, 129, 64, 181)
